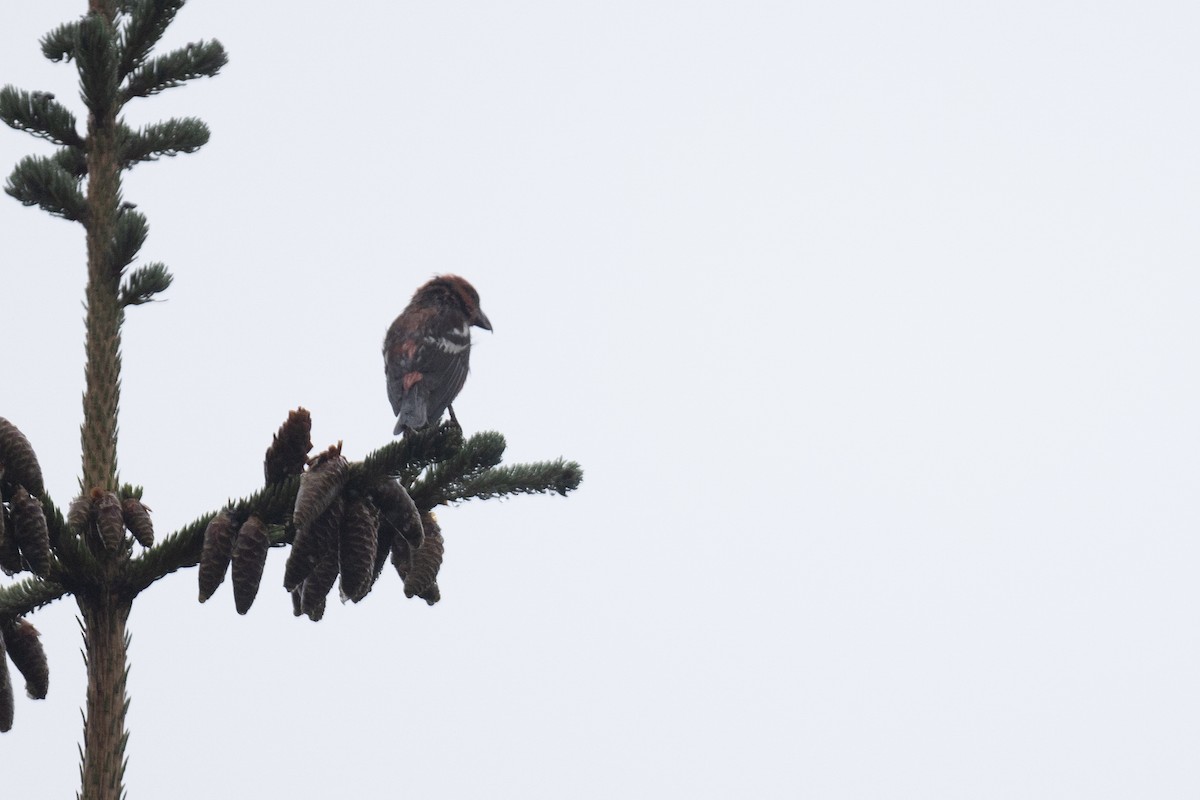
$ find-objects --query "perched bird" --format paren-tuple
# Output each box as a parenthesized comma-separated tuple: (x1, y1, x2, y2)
(384, 275, 492, 435)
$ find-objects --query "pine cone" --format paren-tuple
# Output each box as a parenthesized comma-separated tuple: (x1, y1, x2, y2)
(397, 512, 444, 605)
(298, 502, 343, 621)
(339, 496, 379, 603)
(372, 517, 397, 585)
(264, 408, 313, 483)
(230, 515, 271, 615)
(372, 479, 421, 585)
(0, 417, 44, 497)
(2, 618, 48, 700)
(292, 443, 348, 534)
(94, 490, 125, 551)
(0, 635, 13, 732)
(9, 485, 51, 577)
(66, 494, 93, 532)
(285, 481, 345, 592)
(389, 535, 412, 578)
(198, 510, 237, 603)
(121, 497, 154, 548)
(414, 581, 440, 605)
(282, 521, 318, 592)
(0, 504, 21, 575)
(373, 478, 424, 550)
(299, 562, 335, 621)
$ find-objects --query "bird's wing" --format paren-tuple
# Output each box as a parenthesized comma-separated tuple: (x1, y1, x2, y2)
(384, 351, 408, 416)
(384, 307, 434, 415)
(414, 338, 471, 419)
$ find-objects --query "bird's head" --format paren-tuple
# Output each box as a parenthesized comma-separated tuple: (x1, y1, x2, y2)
(417, 274, 492, 331)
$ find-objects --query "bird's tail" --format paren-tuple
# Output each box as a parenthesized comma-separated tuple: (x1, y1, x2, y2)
(393, 387, 429, 435)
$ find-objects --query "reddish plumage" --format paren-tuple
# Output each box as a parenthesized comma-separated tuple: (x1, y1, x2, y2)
(383, 275, 492, 435)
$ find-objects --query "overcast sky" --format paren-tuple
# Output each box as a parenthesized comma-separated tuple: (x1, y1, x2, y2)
(3, 2, 1200, 797)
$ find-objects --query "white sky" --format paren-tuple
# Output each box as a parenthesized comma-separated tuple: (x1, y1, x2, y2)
(2, 1, 1200, 797)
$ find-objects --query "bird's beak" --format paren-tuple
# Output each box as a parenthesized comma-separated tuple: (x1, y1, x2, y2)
(473, 309, 493, 331)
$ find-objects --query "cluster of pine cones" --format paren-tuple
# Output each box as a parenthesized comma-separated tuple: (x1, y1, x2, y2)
(197, 409, 446, 620)
(0, 417, 50, 578)
(0, 418, 51, 732)
(0, 617, 46, 733)
(2, 415, 157, 581)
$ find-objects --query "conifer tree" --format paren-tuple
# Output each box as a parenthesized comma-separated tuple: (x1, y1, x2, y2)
(0, 4, 582, 798)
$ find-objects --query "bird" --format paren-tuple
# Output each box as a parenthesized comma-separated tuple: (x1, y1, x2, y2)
(383, 275, 492, 435)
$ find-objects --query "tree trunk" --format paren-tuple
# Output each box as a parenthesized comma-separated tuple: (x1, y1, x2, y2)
(79, 7, 127, 798)
(78, 593, 131, 800)
(80, 5, 122, 493)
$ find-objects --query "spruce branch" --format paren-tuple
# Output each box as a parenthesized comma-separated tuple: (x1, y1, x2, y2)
(124, 476, 300, 595)
(357, 423, 465, 487)
(53, 146, 88, 178)
(4, 154, 87, 222)
(122, 40, 227, 100)
(50, 522, 100, 591)
(37, 495, 67, 552)
(41, 21, 83, 63)
(110, 205, 148, 271)
(123, 422, 583, 598)
(119, 117, 210, 168)
(117, 0, 185, 80)
(0, 576, 67, 621)
(76, 13, 120, 115)
(443, 459, 584, 503)
(119, 262, 172, 306)
(0, 87, 84, 147)
(407, 431, 506, 508)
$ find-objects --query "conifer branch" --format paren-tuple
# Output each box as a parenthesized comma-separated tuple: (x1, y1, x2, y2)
(53, 146, 89, 178)
(4, 155, 87, 222)
(110, 205, 147, 270)
(124, 425, 582, 597)
(122, 40, 227, 100)
(119, 117, 210, 168)
(408, 431, 506, 507)
(117, 0, 185, 80)
(357, 423, 465, 486)
(119, 262, 172, 306)
(41, 22, 83, 63)
(36, 494, 66, 550)
(0, 87, 84, 147)
(124, 477, 300, 595)
(76, 13, 120, 114)
(0, 577, 67, 621)
(438, 459, 584, 504)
